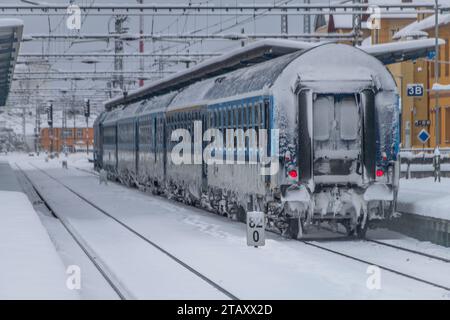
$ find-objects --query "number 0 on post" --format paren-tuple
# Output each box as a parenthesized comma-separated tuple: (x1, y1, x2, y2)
(246, 211, 265, 247)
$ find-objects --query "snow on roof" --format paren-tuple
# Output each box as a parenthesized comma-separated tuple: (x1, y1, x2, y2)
(361, 38, 445, 64)
(361, 36, 372, 47)
(0, 19, 23, 107)
(104, 39, 316, 109)
(0, 19, 23, 29)
(332, 15, 354, 29)
(104, 37, 442, 110)
(394, 11, 450, 40)
(432, 83, 450, 91)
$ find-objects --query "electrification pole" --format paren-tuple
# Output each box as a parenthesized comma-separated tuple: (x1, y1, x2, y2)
(303, 0, 311, 34)
(138, 0, 144, 87)
(281, 10, 288, 34)
(114, 15, 127, 90)
(47, 103, 53, 154)
(435, 0, 440, 146)
(352, 0, 362, 46)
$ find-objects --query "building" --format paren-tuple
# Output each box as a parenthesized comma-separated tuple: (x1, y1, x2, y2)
(314, 0, 450, 148)
(40, 127, 94, 153)
(393, 11, 450, 148)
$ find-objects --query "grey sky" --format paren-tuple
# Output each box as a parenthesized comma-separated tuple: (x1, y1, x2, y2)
(2, 0, 325, 111)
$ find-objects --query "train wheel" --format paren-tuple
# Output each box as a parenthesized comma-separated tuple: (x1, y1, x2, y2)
(356, 219, 368, 239)
(341, 219, 356, 236)
(236, 206, 246, 223)
(288, 217, 304, 239)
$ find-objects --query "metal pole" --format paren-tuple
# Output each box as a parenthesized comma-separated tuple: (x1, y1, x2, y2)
(435, 0, 440, 146)
(303, 0, 311, 34)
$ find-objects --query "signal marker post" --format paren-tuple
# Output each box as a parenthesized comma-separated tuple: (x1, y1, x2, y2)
(247, 211, 265, 248)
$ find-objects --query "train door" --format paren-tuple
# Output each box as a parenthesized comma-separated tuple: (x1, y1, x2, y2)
(297, 90, 313, 184)
(361, 90, 376, 181)
(312, 94, 362, 184)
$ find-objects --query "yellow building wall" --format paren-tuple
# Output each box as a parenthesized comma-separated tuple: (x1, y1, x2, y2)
(372, 17, 449, 148)
(426, 26, 450, 147)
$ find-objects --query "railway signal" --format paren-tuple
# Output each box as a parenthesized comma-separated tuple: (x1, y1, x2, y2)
(46, 103, 53, 126)
(84, 99, 90, 118)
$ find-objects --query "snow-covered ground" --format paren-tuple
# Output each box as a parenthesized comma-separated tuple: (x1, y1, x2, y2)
(3, 153, 449, 299)
(0, 189, 78, 299)
(398, 177, 450, 220)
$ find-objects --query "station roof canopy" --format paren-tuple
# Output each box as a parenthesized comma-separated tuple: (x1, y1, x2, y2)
(104, 37, 443, 110)
(0, 19, 23, 107)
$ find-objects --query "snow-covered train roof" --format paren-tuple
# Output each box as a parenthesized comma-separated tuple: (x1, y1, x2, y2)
(104, 38, 442, 111)
(167, 52, 300, 111)
(104, 40, 317, 110)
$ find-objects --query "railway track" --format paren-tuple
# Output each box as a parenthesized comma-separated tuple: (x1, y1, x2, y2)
(26, 162, 238, 300)
(54, 164, 450, 292)
(15, 163, 130, 300)
(314, 224, 450, 263)
(301, 240, 450, 291)
(74, 165, 450, 264)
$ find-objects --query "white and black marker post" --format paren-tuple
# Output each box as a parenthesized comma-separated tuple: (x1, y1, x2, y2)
(247, 211, 265, 247)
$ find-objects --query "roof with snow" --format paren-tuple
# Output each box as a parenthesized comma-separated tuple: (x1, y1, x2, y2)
(104, 38, 443, 109)
(394, 12, 450, 40)
(0, 19, 23, 107)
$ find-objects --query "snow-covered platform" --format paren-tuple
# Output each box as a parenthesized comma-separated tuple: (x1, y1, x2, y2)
(0, 161, 78, 299)
(389, 178, 450, 247)
(9, 155, 450, 299)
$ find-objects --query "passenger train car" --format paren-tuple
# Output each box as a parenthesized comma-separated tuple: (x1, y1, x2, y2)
(94, 40, 442, 238)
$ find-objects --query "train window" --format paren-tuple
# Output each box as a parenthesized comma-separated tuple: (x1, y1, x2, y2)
(338, 96, 358, 140)
(313, 96, 332, 141)
(264, 101, 270, 129)
(256, 104, 260, 127)
(239, 106, 243, 128)
(227, 108, 231, 129)
(243, 104, 247, 128)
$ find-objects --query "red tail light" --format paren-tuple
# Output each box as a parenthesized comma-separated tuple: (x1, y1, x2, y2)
(376, 169, 384, 177)
(288, 169, 298, 179)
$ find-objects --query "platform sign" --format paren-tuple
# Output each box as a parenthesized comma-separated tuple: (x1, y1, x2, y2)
(407, 84, 424, 97)
(246, 211, 265, 247)
(414, 120, 431, 127)
(418, 129, 430, 144)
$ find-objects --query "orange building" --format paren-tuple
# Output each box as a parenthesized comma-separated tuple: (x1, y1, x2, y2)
(40, 127, 94, 153)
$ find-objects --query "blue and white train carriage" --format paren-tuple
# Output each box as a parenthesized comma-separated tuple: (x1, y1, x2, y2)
(95, 39, 443, 238)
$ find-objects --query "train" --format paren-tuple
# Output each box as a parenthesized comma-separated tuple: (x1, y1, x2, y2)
(94, 40, 438, 239)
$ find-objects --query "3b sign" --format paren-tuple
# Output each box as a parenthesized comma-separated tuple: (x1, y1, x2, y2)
(247, 211, 265, 247)
(407, 84, 424, 97)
